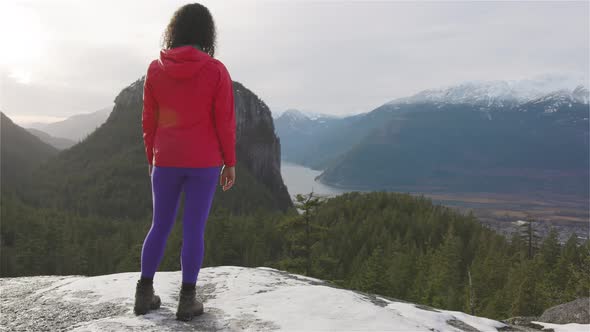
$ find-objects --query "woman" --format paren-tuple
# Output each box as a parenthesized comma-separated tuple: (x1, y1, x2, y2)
(133, 3, 236, 322)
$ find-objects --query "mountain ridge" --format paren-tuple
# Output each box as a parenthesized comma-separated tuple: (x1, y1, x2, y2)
(386, 78, 589, 108)
(274, 108, 343, 121)
(25, 127, 77, 150)
(25, 106, 113, 142)
(0, 112, 59, 190)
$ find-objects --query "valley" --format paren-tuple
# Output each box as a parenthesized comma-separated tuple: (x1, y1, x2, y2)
(281, 160, 589, 243)
(277, 79, 590, 244)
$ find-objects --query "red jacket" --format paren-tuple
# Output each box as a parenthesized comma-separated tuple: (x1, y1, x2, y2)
(142, 45, 236, 168)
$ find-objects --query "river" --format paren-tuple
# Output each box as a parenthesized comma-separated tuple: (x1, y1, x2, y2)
(279, 161, 349, 199)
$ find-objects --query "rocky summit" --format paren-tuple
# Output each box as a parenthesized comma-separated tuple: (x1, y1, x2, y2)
(1, 266, 587, 331)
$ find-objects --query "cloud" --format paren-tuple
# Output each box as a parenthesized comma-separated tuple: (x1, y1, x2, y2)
(1, 0, 588, 122)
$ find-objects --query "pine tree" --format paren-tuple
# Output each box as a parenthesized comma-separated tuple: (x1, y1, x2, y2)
(540, 228, 561, 268)
(569, 239, 590, 298)
(428, 225, 464, 310)
(294, 192, 327, 275)
(510, 258, 544, 316)
(537, 228, 565, 306)
(277, 191, 327, 276)
(517, 218, 542, 260)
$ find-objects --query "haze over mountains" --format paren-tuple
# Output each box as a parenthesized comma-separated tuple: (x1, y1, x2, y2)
(25, 128, 77, 150)
(24, 106, 113, 145)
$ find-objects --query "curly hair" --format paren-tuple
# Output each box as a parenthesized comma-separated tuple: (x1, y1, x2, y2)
(161, 3, 216, 57)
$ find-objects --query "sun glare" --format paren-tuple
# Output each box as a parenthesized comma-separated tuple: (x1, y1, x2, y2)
(0, 2, 50, 84)
(9, 68, 33, 85)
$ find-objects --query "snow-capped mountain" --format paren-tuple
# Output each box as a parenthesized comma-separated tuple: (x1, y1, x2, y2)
(518, 85, 590, 113)
(274, 109, 348, 165)
(1, 266, 583, 331)
(273, 109, 342, 120)
(572, 85, 590, 104)
(275, 109, 344, 133)
(387, 77, 589, 108)
(275, 109, 310, 122)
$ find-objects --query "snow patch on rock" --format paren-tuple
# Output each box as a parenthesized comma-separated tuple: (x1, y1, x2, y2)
(1, 266, 587, 331)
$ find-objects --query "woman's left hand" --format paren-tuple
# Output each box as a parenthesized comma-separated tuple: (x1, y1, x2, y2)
(219, 165, 235, 191)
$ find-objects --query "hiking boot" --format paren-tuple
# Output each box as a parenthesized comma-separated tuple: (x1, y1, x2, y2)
(133, 280, 161, 315)
(176, 286, 204, 321)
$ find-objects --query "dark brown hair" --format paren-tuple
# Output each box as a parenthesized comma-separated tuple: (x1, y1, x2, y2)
(161, 3, 216, 57)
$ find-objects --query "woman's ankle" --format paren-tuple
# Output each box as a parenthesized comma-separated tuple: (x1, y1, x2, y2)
(181, 281, 196, 290)
(139, 276, 154, 285)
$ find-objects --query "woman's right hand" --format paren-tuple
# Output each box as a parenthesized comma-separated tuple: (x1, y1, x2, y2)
(220, 165, 235, 191)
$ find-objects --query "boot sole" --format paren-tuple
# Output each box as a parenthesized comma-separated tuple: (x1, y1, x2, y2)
(133, 297, 161, 315)
(176, 307, 204, 321)
(151, 296, 161, 309)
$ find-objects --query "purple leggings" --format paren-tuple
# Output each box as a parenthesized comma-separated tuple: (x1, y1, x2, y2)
(140, 165, 221, 284)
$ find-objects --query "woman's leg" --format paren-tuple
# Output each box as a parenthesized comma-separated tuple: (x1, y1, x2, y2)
(141, 166, 185, 279)
(180, 166, 221, 284)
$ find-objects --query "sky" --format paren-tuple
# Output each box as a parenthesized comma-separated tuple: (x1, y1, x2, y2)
(1, 0, 589, 124)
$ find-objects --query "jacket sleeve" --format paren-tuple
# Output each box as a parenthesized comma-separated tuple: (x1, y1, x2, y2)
(213, 62, 237, 167)
(142, 66, 158, 166)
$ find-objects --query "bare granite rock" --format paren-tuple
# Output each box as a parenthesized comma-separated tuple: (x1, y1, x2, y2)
(539, 297, 590, 324)
(0, 266, 551, 332)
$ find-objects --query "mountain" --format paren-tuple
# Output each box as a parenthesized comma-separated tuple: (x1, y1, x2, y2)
(274, 80, 589, 237)
(22, 78, 292, 219)
(274, 108, 415, 170)
(317, 87, 589, 197)
(274, 80, 589, 178)
(274, 109, 353, 167)
(275, 80, 589, 172)
(273, 108, 341, 120)
(518, 86, 590, 113)
(26, 106, 113, 142)
(1, 266, 581, 331)
(26, 128, 77, 150)
(0, 112, 59, 190)
(388, 77, 589, 108)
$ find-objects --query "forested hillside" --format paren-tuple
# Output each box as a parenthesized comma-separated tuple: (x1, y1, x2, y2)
(2, 190, 588, 320)
(0, 112, 59, 190)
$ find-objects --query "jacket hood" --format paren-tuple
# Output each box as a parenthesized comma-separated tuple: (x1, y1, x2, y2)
(157, 45, 211, 79)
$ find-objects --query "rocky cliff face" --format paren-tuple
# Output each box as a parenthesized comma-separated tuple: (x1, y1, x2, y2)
(232, 82, 292, 211)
